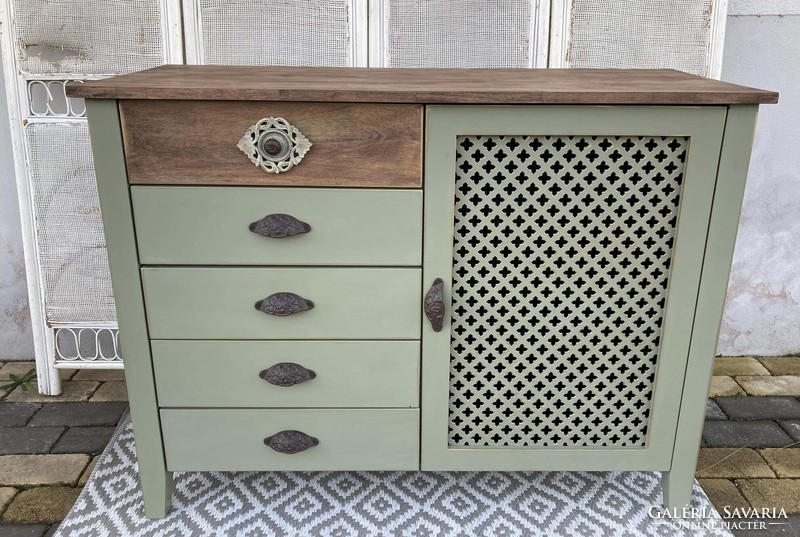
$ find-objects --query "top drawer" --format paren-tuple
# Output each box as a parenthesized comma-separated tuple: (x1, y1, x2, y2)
(120, 100, 423, 188)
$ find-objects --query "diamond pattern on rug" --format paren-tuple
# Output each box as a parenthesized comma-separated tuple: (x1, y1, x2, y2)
(55, 415, 731, 536)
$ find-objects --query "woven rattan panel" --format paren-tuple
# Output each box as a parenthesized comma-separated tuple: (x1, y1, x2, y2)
(568, 0, 713, 76)
(26, 123, 116, 323)
(12, 0, 164, 76)
(197, 0, 352, 66)
(449, 134, 688, 448)
(386, 0, 531, 67)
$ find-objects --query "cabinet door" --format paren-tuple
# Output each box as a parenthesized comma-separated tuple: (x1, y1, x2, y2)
(422, 105, 726, 471)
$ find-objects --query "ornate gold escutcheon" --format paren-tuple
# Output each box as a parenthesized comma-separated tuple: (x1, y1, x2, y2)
(237, 117, 312, 174)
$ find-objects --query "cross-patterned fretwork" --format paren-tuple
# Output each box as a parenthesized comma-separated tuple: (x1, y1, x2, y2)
(449, 134, 688, 448)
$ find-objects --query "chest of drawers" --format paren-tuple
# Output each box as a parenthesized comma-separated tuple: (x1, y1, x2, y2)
(69, 67, 777, 519)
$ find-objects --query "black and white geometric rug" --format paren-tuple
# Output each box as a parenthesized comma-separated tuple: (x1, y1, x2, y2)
(56, 415, 731, 536)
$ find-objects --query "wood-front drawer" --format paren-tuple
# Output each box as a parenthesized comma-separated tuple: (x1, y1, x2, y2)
(120, 100, 422, 187)
(161, 409, 419, 471)
(153, 340, 419, 408)
(132, 187, 422, 266)
(141, 267, 421, 339)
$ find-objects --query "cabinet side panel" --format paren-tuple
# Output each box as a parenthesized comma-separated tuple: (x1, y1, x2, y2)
(85, 99, 172, 518)
(667, 105, 759, 506)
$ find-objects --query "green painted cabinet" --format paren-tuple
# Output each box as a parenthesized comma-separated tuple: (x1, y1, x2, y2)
(71, 67, 776, 519)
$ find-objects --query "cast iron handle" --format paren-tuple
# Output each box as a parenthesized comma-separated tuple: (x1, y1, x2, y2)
(255, 292, 314, 316)
(264, 430, 319, 454)
(424, 278, 445, 332)
(249, 213, 311, 238)
(259, 362, 316, 387)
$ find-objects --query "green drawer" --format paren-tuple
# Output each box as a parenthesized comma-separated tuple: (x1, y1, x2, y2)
(153, 340, 420, 408)
(132, 187, 423, 266)
(141, 267, 421, 339)
(161, 409, 420, 471)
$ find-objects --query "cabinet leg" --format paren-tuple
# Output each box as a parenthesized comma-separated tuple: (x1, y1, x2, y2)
(661, 470, 694, 513)
(141, 471, 174, 519)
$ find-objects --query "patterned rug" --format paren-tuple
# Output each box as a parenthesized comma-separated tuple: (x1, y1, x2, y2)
(56, 415, 731, 536)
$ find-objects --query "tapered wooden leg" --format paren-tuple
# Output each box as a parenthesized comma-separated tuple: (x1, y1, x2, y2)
(661, 470, 694, 512)
(142, 470, 174, 519)
(87, 100, 175, 521)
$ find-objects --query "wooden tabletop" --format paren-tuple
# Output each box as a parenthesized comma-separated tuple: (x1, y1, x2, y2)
(67, 66, 778, 105)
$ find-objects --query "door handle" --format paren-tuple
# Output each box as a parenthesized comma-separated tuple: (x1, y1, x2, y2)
(424, 278, 445, 332)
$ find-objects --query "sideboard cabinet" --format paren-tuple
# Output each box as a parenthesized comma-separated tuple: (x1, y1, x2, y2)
(69, 67, 777, 518)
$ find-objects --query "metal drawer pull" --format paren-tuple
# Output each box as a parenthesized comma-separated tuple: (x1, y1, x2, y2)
(237, 117, 312, 174)
(424, 278, 445, 332)
(249, 213, 311, 238)
(259, 362, 316, 387)
(264, 430, 319, 454)
(255, 292, 314, 316)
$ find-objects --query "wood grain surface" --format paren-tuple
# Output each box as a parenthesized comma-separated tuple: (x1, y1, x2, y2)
(69, 66, 778, 104)
(120, 100, 422, 187)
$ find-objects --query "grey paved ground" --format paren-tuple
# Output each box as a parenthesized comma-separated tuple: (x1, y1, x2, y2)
(0, 365, 126, 536)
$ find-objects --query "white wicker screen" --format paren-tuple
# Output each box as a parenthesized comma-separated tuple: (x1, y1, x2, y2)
(1, 0, 182, 393)
(449, 134, 688, 447)
(26, 123, 115, 323)
(183, 0, 367, 66)
(370, 0, 549, 67)
(13, 0, 165, 75)
(550, 0, 728, 78)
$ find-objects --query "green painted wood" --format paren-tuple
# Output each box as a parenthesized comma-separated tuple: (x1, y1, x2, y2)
(161, 409, 420, 471)
(153, 340, 420, 408)
(421, 105, 726, 471)
(141, 267, 421, 339)
(85, 100, 172, 518)
(663, 105, 760, 510)
(132, 186, 423, 266)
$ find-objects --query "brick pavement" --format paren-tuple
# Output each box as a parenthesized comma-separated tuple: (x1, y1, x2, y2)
(0, 364, 126, 536)
(701, 356, 800, 537)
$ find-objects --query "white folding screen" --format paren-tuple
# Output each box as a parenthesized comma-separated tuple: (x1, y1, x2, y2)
(549, 0, 728, 78)
(182, 0, 368, 66)
(1, 0, 729, 395)
(369, 0, 549, 67)
(0, 0, 183, 393)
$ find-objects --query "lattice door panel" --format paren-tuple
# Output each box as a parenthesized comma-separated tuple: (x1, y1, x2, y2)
(448, 134, 688, 448)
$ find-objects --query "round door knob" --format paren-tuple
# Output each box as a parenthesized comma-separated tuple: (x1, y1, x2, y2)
(258, 130, 292, 162)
